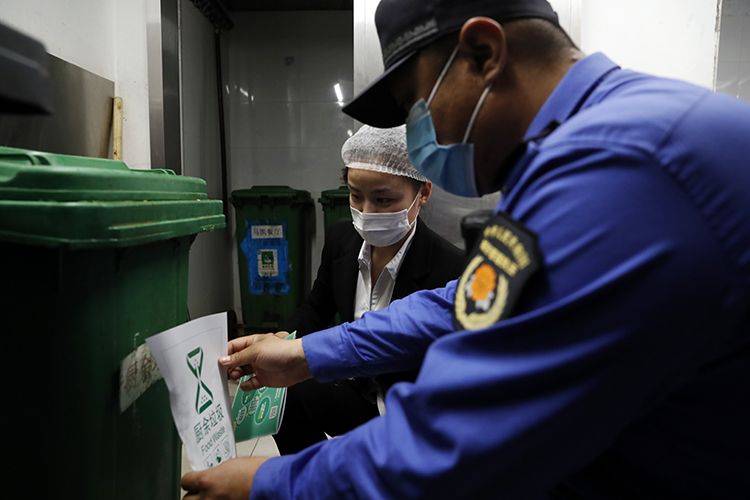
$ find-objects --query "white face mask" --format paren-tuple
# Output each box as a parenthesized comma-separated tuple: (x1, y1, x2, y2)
(350, 193, 420, 247)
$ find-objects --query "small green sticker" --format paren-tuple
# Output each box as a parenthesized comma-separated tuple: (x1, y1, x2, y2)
(231, 332, 296, 442)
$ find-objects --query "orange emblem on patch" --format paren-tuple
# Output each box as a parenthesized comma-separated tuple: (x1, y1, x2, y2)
(470, 263, 497, 302)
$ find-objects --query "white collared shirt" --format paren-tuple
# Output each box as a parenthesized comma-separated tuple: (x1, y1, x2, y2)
(354, 224, 417, 321)
(354, 224, 418, 416)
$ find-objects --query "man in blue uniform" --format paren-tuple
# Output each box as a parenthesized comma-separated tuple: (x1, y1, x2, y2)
(182, 1, 750, 498)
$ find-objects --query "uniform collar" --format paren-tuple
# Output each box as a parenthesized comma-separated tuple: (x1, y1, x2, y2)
(499, 53, 620, 195)
(523, 52, 620, 143)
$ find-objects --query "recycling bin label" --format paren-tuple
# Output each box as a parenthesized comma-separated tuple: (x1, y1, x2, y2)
(241, 221, 290, 296)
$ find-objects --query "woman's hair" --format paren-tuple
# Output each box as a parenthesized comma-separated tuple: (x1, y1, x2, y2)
(341, 166, 424, 193)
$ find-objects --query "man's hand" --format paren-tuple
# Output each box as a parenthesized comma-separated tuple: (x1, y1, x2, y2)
(220, 333, 311, 390)
(181, 456, 268, 499)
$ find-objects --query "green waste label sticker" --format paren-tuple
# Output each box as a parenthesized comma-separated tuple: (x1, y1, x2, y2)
(258, 249, 279, 278)
(231, 332, 296, 442)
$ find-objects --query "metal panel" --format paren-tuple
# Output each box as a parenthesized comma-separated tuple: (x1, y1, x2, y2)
(147, 0, 166, 168)
(715, 0, 750, 101)
(148, 0, 183, 173)
(226, 0, 352, 10)
(190, 0, 234, 29)
(180, 0, 235, 318)
(163, 0, 184, 174)
(0, 54, 114, 158)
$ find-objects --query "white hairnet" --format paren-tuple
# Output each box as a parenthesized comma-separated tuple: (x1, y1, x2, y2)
(341, 125, 428, 182)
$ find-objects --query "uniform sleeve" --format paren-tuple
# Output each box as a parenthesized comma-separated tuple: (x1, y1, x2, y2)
(251, 147, 735, 499)
(300, 281, 457, 382)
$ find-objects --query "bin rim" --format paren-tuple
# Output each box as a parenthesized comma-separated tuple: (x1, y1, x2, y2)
(0, 146, 210, 203)
(0, 146, 226, 248)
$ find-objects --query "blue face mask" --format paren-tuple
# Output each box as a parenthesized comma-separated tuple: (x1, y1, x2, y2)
(406, 46, 492, 198)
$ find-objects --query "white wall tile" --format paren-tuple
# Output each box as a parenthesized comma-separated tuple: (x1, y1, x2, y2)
(225, 11, 354, 314)
(296, 39, 353, 87)
(229, 147, 256, 188)
(299, 102, 357, 148)
(249, 102, 302, 148)
(297, 77, 354, 103)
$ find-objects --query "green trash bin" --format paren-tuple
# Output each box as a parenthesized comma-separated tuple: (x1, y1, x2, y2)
(0, 146, 225, 499)
(319, 185, 351, 230)
(231, 186, 314, 332)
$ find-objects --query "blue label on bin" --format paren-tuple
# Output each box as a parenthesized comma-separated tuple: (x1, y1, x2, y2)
(240, 220, 290, 296)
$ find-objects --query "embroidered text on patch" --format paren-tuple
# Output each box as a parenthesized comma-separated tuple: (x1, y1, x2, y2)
(454, 214, 540, 330)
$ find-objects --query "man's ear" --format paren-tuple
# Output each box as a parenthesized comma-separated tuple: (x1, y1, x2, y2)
(459, 17, 507, 86)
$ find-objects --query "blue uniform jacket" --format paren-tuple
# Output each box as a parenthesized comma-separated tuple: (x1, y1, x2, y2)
(251, 53, 750, 499)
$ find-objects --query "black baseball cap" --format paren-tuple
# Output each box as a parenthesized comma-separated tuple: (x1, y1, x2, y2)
(343, 0, 559, 128)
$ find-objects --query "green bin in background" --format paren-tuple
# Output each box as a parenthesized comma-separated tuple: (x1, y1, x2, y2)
(231, 186, 314, 332)
(319, 185, 351, 229)
(0, 146, 225, 499)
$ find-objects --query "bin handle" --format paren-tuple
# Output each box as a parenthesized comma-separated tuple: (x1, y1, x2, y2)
(0, 151, 42, 165)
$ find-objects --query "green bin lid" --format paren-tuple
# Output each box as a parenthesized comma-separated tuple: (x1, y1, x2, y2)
(0, 146, 225, 248)
(231, 186, 312, 206)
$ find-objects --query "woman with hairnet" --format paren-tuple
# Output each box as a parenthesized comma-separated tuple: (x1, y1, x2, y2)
(274, 125, 464, 454)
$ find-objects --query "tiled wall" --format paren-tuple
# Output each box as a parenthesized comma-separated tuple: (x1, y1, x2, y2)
(224, 10, 355, 315)
(716, 0, 750, 101)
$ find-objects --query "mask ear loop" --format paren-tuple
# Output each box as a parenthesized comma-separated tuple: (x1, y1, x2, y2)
(407, 190, 422, 227)
(427, 46, 460, 107)
(410, 190, 422, 210)
(462, 85, 492, 144)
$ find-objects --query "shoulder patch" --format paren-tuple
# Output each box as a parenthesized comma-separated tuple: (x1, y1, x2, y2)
(454, 212, 540, 331)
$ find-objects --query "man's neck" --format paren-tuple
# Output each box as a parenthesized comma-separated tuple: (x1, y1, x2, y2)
(485, 50, 585, 191)
(520, 50, 585, 133)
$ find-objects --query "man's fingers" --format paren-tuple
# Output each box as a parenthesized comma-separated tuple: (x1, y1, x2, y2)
(220, 342, 259, 369)
(226, 335, 258, 356)
(180, 471, 202, 491)
(228, 368, 244, 381)
(240, 375, 262, 392)
(220, 350, 253, 370)
(227, 332, 282, 355)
